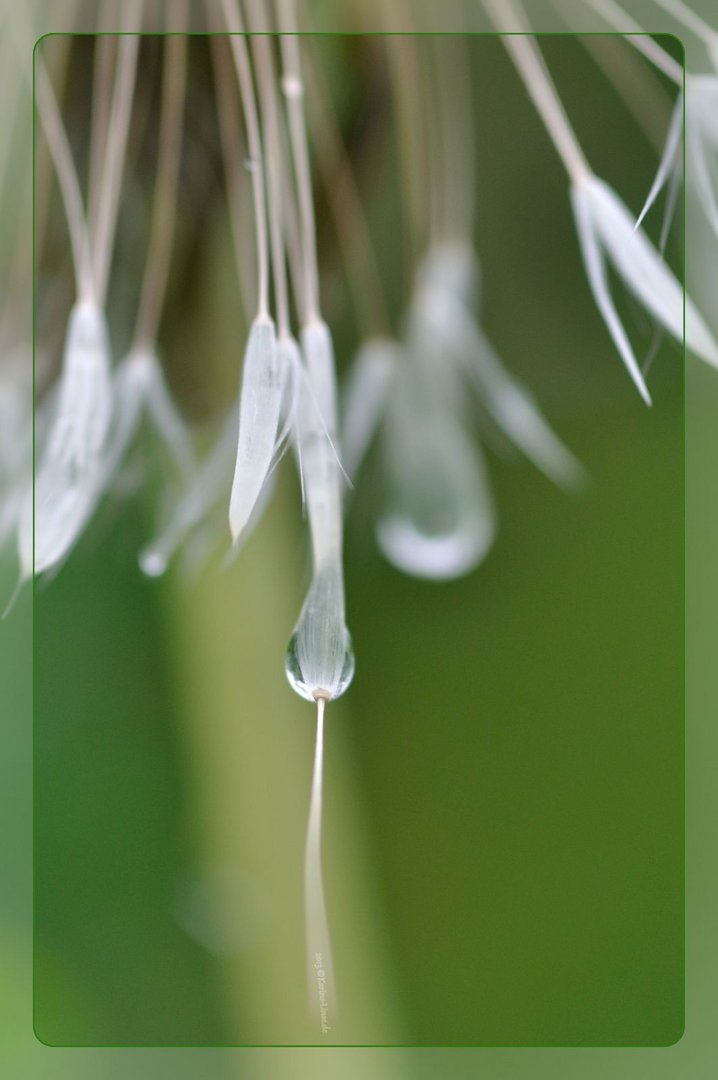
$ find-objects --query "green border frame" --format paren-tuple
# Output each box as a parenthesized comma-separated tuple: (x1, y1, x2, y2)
(9, 9, 710, 1072)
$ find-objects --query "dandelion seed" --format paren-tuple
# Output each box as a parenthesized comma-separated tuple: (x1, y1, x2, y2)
(491, 2, 717, 396)
(228, 314, 282, 543)
(414, 250, 584, 489)
(285, 562, 355, 703)
(303, 694, 337, 1031)
(20, 456, 103, 581)
(17, 301, 113, 584)
(286, 332, 354, 698)
(275, 334, 304, 463)
(377, 361, 497, 581)
(456, 324, 585, 490)
(416, 241, 482, 311)
(340, 337, 398, 482)
(134, 353, 194, 479)
(300, 319, 339, 436)
(635, 90, 684, 231)
(115, 348, 195, 479)
(571, 174, 718, 396)
(47, 299, 113, 473)
(140, 406, 239, 577)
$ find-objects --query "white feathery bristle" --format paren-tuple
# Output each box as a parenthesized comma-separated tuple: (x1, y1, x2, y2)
(229, 314, 282, 542)
(47, 300, 113, 471)
(574, 175, 718, 381)
(635, 91, 683, 232)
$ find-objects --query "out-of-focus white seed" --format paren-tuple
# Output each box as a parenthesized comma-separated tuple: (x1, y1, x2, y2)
(377, 356, 496, 581)
(340, 337, 398, 482)
(47, 299, 112, 472)
(286, 321, 353, 702)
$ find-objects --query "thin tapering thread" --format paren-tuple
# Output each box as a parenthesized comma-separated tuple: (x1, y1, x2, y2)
(568, 29, 674, 150)
(247, 5, 292, 339)
(650, 0, 716, 41)
(93, 22, 141, 307)
(12, 5, 93, 298)
(580, 0, 684, 86)
(87, 32, 116, 245)
(484, 0, 592, 186)
(34, 59, 93, 299)
(277, 0, 322, 325)
(383, 4, 431, 272)
(220, 0, 271, 320)
(305, 40, 391, 337)
(134, 9, 188, 349)
(431, 32, 476, 242)
(304, 694, 337, 1029)
(209, 32, 257, 323)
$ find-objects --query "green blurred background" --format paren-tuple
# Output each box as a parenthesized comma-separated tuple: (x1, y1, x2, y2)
(25, 30, 685, 1049)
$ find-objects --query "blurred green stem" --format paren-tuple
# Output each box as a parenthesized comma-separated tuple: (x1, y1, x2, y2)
(164, 474, 407, 1048)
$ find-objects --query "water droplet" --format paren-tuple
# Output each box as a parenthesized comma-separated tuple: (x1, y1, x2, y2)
(284, 629, 355, 703)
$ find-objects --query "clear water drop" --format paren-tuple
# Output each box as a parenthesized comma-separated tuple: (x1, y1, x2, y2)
(284, 629, 355, 703)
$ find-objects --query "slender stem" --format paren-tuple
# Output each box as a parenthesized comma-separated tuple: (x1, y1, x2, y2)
(247, 5, 292, 338)
(304, 694, 336, 1030)
(2, 29, 73, 331)
(383, 7, 431, 270)
(484, 0, 592, 186)
(277, 0, 321, 324)
(9, 2, 92, 296)
(575, 32, 674, 151)
(432, 33, 476, 242)
(0, 32, 22, 210)
(282, 144, 307, 325)
(93, 25, 141, 307)
(209, 33, 256, 323)
(305, 40, 390, 337)
(134, 16, 188, 349)
(87, 31, 116, 245)
(581, 0, 684, 86)
(34, 58, 93, 299)
(420, 35, 447, 250)
(220, 0, 271, 320)
(650, 0, 716, 40)
(171, 509, 403, 1042)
